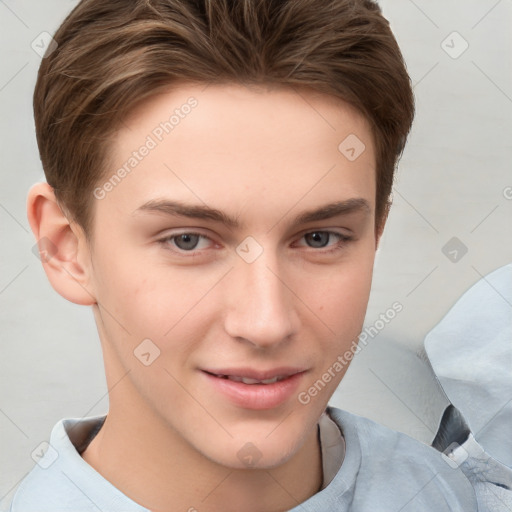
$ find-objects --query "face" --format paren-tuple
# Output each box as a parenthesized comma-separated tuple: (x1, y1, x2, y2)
(84, 82, 378, 469)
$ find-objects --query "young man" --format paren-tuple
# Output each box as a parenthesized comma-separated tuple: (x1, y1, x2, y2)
(8, 0, 480, 510)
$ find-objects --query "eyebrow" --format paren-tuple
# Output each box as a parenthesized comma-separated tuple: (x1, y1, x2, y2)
(134, 197, 371, 230)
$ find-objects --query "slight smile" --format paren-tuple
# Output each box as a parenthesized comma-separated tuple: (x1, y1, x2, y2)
(201, 367, 309, 410)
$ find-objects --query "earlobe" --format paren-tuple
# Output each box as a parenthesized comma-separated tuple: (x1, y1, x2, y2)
(27, 182, 96, 306)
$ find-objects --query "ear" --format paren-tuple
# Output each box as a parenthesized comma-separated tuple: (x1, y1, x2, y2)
(375, 199, 391, 249)
(27, 182, 96, 306)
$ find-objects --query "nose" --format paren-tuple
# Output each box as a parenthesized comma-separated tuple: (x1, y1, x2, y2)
(223, 248, 300, 350)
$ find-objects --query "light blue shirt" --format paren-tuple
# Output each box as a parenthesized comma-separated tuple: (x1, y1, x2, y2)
(424, 262, 512, 511)
(7, 406, 479, 511)
(425, 263, 512, 467)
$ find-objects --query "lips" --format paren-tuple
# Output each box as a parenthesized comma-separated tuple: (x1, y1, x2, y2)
(201, 367, 307, 409)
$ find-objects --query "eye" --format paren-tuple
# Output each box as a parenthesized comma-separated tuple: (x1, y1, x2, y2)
(159, 232, 213, 253)
(158, 229, 353, 257)
(297, 230, 353, 253)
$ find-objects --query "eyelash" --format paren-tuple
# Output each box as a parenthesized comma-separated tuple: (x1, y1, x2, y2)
(157, 230, 353, 257)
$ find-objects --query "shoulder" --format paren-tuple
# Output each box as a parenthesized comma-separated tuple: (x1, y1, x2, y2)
(7, 419, 91, 511)
(326, 406, 478, 511)
(7, 415, 148, 512)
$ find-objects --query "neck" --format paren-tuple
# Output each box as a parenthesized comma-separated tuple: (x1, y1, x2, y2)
(81, 377, 323, 512)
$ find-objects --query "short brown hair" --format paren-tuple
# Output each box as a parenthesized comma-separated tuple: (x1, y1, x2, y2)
(33, 0, 414, 238)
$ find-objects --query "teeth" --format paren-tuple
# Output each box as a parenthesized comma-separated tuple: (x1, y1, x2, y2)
(224, 375, 249, 383)
(226, 375, 282, 384)
(241, 377, 261, 384)
(209, 372, 290, 384)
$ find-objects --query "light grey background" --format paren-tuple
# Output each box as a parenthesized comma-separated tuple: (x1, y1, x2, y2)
(1, 0, 511, 505)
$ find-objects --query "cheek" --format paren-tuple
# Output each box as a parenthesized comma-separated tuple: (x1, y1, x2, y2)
(88, 243, 164, 344)
(91, 245, 222, 348)
(295, 254, 375, 399)
(309, 252, 375, 334)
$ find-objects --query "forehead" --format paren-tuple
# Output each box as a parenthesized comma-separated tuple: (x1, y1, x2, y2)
(117, 81, 374, 159)
(94, 82, 376, 228)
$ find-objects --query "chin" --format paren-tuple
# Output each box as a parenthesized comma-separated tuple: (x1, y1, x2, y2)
(200, 429, 308, 470)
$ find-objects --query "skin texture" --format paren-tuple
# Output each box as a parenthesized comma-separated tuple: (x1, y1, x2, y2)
(27, 82, 382, 512)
